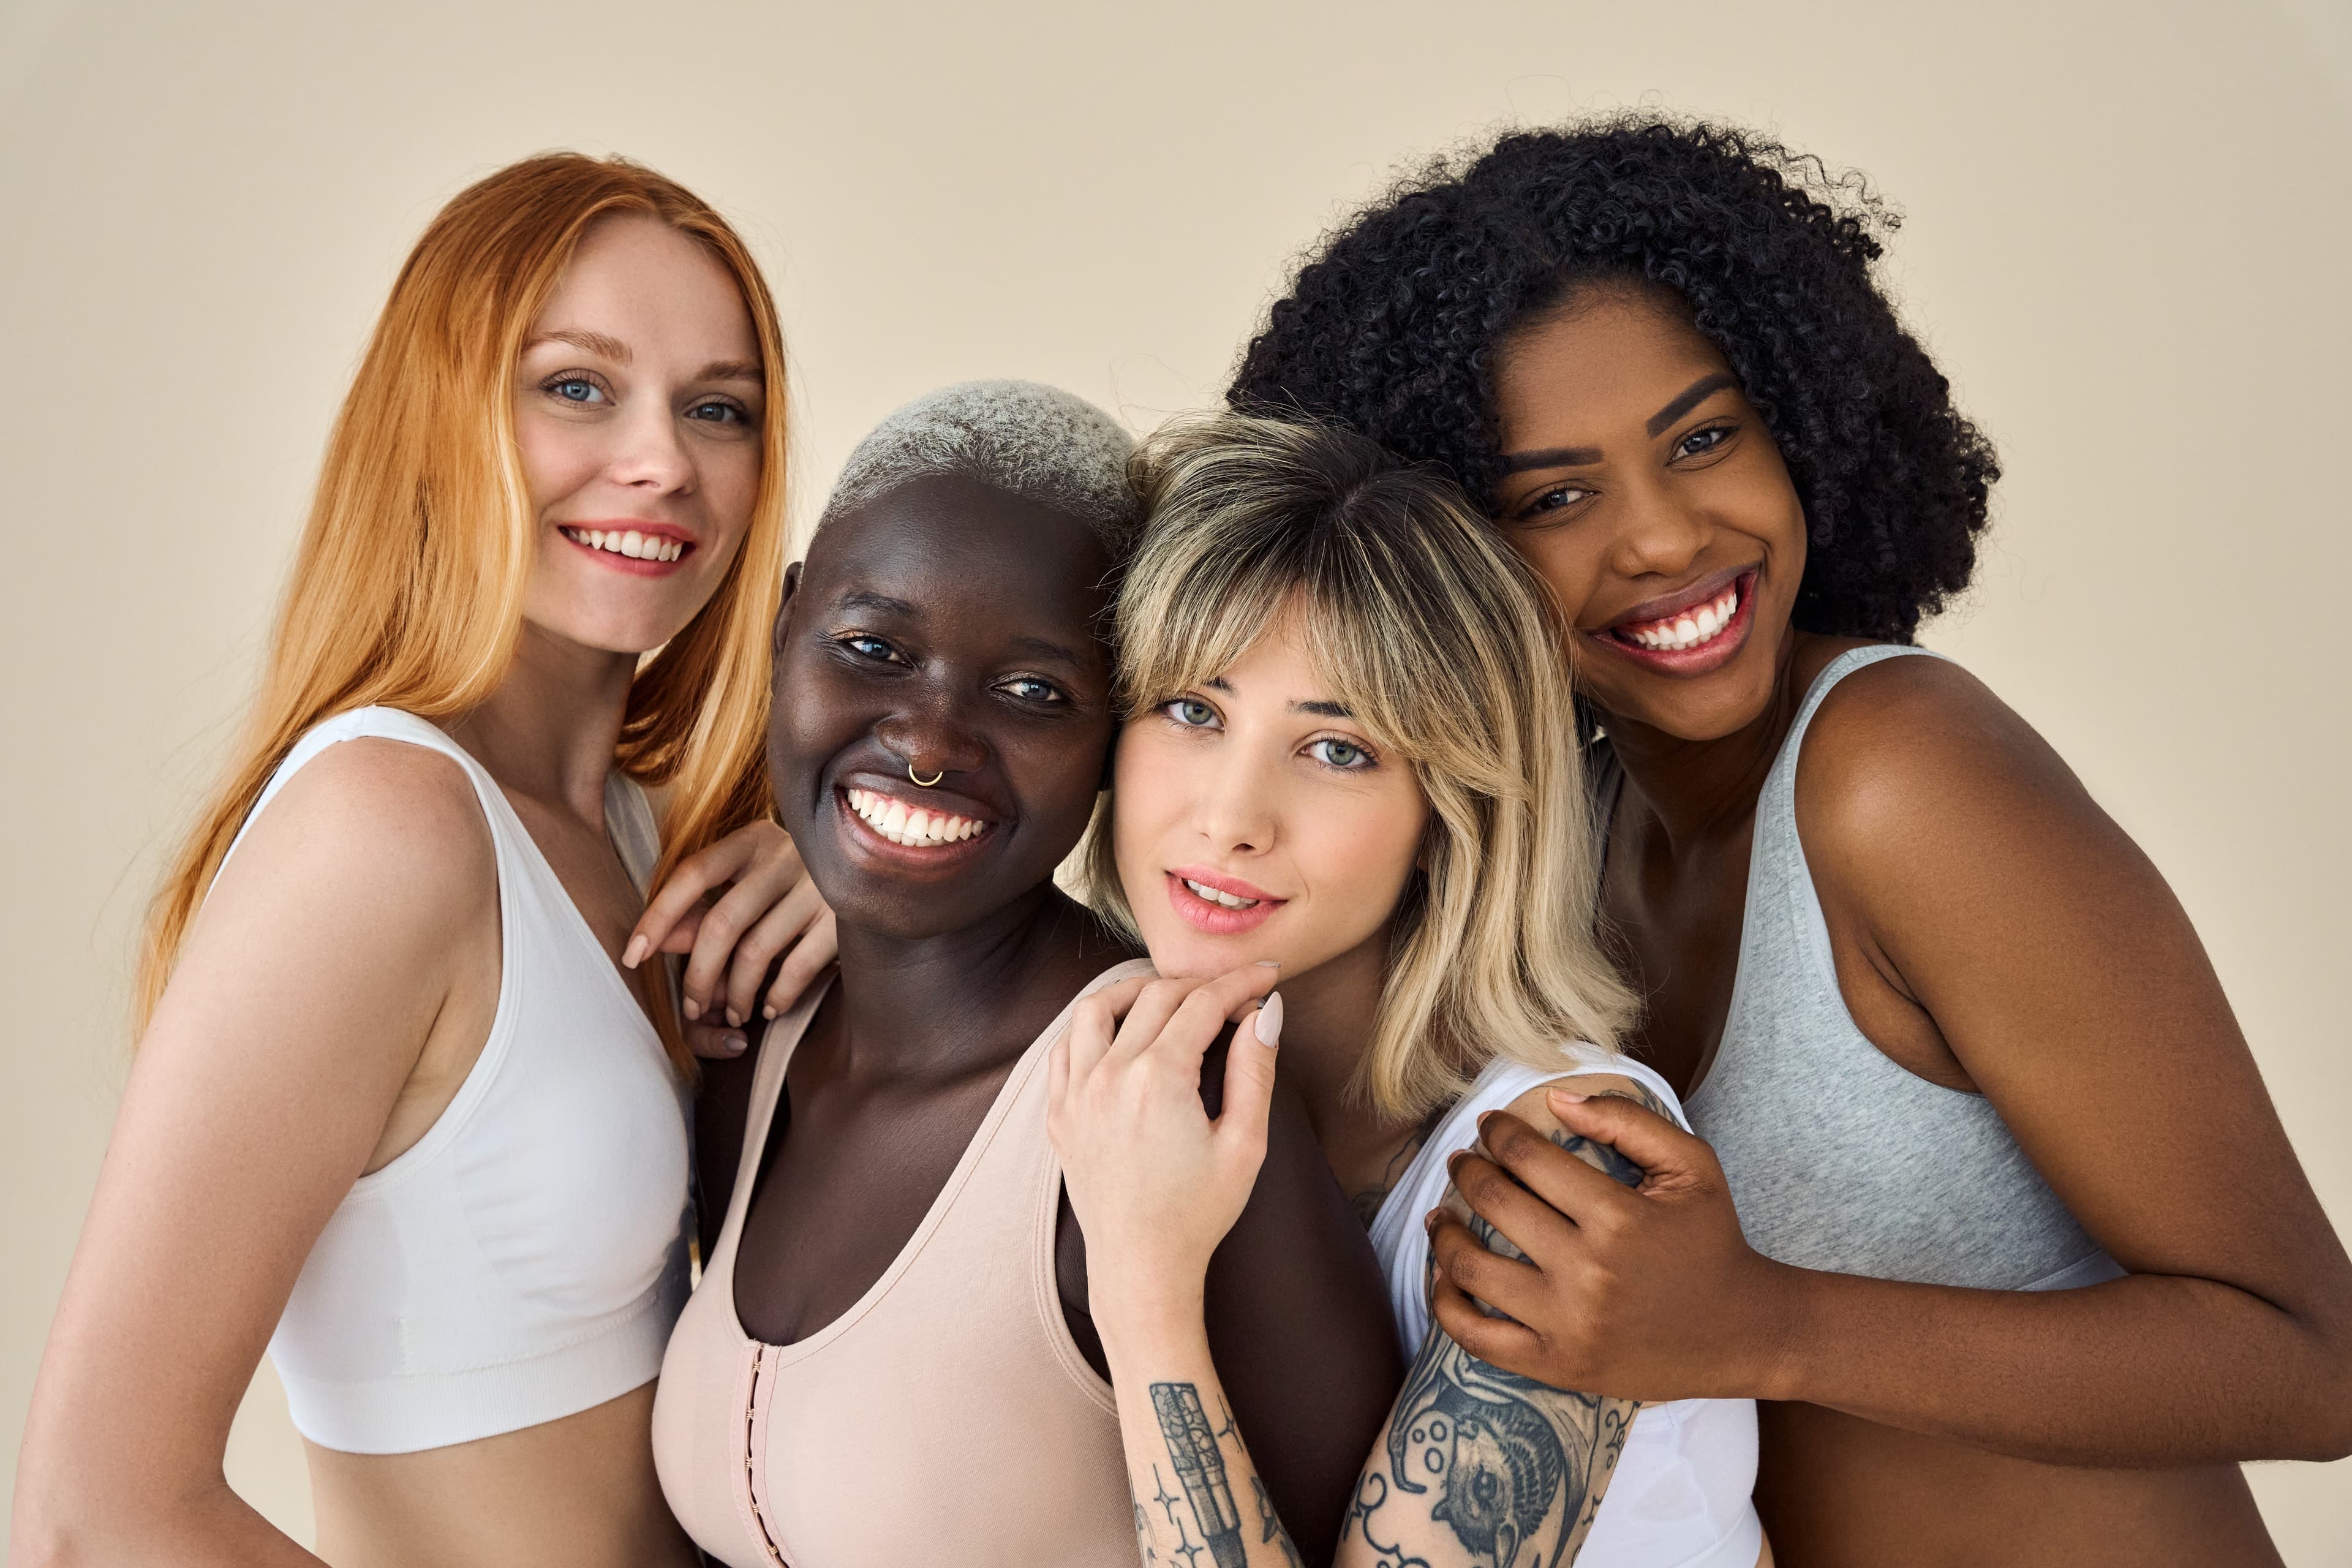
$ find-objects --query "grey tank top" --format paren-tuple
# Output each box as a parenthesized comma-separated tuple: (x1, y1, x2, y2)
(1606, 644, 2122, 1292)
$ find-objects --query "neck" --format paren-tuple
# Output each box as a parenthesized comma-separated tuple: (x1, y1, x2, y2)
(1272, 922, 1398, 1135)
(829, 884, 1110, 1079)
(1601, 628, 1816, 851)
(446, 622, 640, 823)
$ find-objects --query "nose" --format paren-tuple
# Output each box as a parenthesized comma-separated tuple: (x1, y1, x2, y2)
(875, 696, 990, 786)
(1607, 473, 1709, 582)
(606, 401, 695, 495)
(1192, 740, 1281, 860)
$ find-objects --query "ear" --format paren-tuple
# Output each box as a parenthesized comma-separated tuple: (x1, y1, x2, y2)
(773, 560, 801, 655)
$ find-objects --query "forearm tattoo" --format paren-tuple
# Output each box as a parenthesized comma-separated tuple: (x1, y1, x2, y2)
(1337, 1083, 1667, 1567)
(1133, 1385, 1303, 1568)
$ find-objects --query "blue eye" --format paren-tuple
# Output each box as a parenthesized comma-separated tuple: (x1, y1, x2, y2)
(999, 676, 1067, 705)
(1308, 737, 1373, 770)
(1163, 698, 1219, 729)
(687, 399, 744, 424)
(840, 634, 899, 663)
(548, 376, 608, 405)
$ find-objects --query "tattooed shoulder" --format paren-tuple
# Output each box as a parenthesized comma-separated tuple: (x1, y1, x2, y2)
(1513, 1073, 1676, 1191)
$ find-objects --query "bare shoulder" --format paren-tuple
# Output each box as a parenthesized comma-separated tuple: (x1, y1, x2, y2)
(209, 736, 496, 919)
(1793, 650, 2129, 889)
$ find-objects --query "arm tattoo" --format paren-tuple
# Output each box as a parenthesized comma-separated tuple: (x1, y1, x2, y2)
(1336, 1082, 1664, 1567)
(1139, 1385, 1305, 1568)
(1548, 1082, 1675, 1190)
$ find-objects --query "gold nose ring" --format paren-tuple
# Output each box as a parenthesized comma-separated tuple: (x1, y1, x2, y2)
(909, 763, 944, 788)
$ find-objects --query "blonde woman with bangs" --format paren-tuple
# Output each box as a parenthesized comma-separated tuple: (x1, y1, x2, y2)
(1048, 412, 1768, 1567)
(17, 155, 834, 1568)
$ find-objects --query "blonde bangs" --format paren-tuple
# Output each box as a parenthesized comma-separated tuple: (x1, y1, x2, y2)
(1090, 412, 1635, 1120)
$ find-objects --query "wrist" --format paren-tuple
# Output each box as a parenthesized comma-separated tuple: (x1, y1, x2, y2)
(1744, 1258, 1822, 1402)
(1088, 1269, 1208, 1354)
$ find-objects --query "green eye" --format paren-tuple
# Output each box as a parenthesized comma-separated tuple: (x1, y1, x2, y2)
(1310, 738, 1371, 769)
(1166, 698, 1218, 728)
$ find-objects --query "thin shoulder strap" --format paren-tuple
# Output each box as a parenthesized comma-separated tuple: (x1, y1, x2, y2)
(1781, 644, 1945, 764)
(605, 772, 663, 895)
(718, 978, 833, 1246)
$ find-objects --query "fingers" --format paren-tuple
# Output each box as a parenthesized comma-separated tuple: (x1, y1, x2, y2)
(1429, 1262, 1547, 1373)
(684, 1019, 749, 1060)
(1425, 1212, 1548, 1322)
(680, 872, 816, 1022)
(1213, 992, 1281, 1158)
(1120, 963, 1282, 1068)
(1443, 1146, 1579, 1259)
(1065, 976, 1155, 1086)
(761, 910, 838, 1020)
(1472, 1110, 1643, 1221)
(714, 881, 827, 1023)
(627, 835, 754, 969)
(1544, 1091, 1716, 1194)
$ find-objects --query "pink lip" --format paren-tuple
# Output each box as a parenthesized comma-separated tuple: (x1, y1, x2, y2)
(555, 519, 699, 579)
(832, 786, 997, 876)
(1164, 869, 1285, 936)
(1585, 568, 1759, 678)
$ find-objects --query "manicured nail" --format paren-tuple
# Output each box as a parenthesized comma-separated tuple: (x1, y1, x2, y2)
(720, 1031, 747, 1055)
(682, 996, 702, 1021)
(726, 1008, 744, 1028)
(622, 935, 649, 968)
(1255, 960, 1282, 969)
(1253, 992, 1283, 1050)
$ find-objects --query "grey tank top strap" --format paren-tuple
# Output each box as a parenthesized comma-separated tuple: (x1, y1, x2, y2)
(1683, 644, 2122, 1292)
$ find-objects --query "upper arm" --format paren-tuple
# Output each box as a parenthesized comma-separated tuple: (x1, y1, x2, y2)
(1799, 659, 2351, 1308)
(695, 1027, 763, 1256)
(20, 741, 492, 1502)
(1202, 1072, 1404, 1566)
(1341, 1077, 1651, 1567)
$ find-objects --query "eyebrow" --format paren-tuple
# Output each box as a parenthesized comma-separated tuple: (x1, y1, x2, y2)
(1496, 371, 1743, 474)
(1008, 634, 1091, 669)
(529, 328, 630, 363)
(1644, 372, 1739, 437)
(698, 359, 765, 384)
(1197, 676, 1352, 718)
(833, 590, 918, 617)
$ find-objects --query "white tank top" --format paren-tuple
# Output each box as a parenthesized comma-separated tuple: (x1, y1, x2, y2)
(1369, 1052, 1765, 1568)
(214, 707, 693, 1455)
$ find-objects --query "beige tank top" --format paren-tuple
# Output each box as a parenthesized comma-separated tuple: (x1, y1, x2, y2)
(651, 959, 1152, 1567)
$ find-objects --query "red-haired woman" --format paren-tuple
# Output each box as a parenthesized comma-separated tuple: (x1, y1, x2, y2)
(14, 154, 829, 1568)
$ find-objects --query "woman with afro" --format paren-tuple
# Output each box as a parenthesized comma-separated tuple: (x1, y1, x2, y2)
(1233, 116, 2352, 1564)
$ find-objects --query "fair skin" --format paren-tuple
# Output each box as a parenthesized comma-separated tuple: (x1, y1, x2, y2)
(13, 213, 815, 1568)
(1049, 617, 1736, 1567)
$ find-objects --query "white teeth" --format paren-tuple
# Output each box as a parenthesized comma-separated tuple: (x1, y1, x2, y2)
(565, 527, 685, 564)
(1183, 877, 1259, 910)
(1623, 584, 1740, 651)
(845, 786, 986, 847)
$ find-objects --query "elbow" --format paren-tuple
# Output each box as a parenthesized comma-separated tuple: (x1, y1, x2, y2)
(2278, 1306, 2352, 1462)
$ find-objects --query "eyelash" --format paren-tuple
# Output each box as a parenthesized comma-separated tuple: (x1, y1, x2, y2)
(832, 634, 1069, 704)
(1156, 698, 1379, 770)
(1513, 420, 1740, 521)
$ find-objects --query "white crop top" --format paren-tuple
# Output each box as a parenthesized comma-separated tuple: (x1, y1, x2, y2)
(216, 707, 692, 1455)
(1370, 1052, 1765, 1568)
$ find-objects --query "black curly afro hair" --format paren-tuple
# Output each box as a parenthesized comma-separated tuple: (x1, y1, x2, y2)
(1229, 115, 1999, 643)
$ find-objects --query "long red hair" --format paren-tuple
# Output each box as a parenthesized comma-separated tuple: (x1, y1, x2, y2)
(135, 153, 790, 1075)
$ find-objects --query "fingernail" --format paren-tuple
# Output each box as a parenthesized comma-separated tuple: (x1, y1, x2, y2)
(1424, 1207, 1441, 1230)
(726, 1008, 744, 1028)
(1476, 1110, 1494, 1131)
(1552, 1090, 1589, 1104)
(622, 935, 648, 968)
(763, 1003, 778, 1020)
(682, 997, 702, 1021)
(1253, 992, 1283, 1050)
(1255, 960, 1282, 968)
(1446, 1150, 1465, 1172)
(721, 1032, 747, 1055)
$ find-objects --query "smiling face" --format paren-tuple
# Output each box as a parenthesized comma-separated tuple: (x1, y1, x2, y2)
(767, 472, 1117, 940)
(1112, 609, 1431, 984)
(511, 213, 766, 657)
(1488, 284, 1809, 741)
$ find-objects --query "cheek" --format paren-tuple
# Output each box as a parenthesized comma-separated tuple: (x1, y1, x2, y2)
(1507, 529, 1607, 632)
(513, 410, 603, 513)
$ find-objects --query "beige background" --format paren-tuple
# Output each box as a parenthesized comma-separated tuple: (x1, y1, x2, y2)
(4, 0, 2347, 1558)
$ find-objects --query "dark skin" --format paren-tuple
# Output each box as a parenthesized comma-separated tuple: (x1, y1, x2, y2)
(1422, 285, 2352, 1565)
(693, 472, 1399, 1563)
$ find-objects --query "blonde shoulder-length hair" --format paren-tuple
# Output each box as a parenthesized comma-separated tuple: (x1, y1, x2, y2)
(1085, 412, 1635, 1121)
(135, 153, 791, 1076)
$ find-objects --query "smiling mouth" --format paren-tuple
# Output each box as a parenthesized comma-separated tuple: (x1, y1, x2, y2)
(843, 785, 993, 848)
(559, 525, 692, 565)
(1611, 575, 1743, 652)
(1180, 876, 1259, 910)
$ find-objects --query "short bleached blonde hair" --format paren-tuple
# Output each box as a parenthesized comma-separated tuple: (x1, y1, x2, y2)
(1086, 412, 1635, 1120)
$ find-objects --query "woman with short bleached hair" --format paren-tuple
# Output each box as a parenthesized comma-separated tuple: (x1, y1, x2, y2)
(1050, 410, 1766, 1567)
(15, 153, 829, 1568)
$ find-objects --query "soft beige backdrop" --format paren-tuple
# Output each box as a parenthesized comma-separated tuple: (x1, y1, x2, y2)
(4, 0, 2346, 1559)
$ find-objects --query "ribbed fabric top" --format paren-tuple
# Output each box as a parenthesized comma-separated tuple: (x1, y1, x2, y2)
(1607, 646, 2120, 1292)
(218, 707, 692, 1454)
